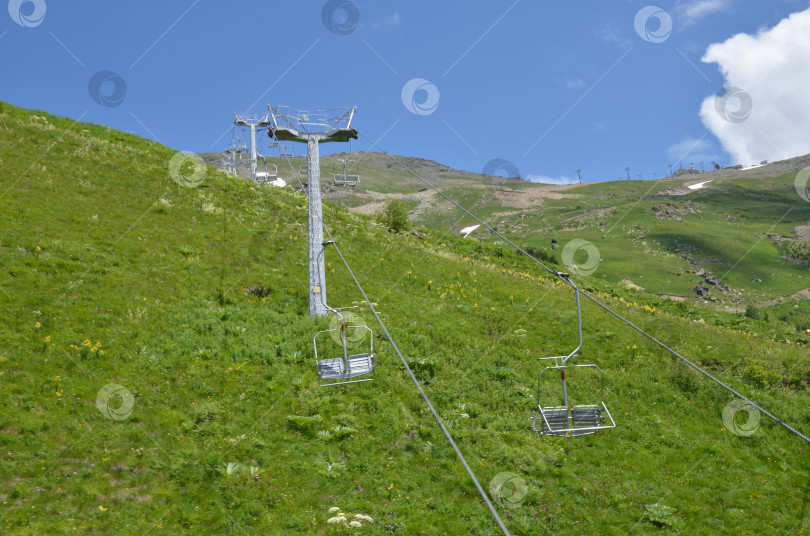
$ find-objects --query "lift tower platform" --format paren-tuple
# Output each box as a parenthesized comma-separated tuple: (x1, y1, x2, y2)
(267, 105, 358, 316)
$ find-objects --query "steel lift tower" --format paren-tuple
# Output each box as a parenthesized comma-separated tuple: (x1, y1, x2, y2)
(267, 105, 357, 316)
(223, 144, 246, 176)
(234, 113, 271, 182)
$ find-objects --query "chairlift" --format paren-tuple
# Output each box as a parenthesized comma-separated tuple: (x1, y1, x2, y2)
(278, 144, 294, 159)
(531, 272, 616, 437)
(334, 157, 359, 188)
(313, 241, 375, 386)
(255, 162, 280, 186)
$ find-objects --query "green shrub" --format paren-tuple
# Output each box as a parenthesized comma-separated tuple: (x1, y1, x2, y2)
(744, 305, 761, 320)
(645, 503, 677, 527)
(742, 361, 782, 387)
(377, 198, 411, 233)
(286, 414, 323, 431)
(407, 357, 437, 382)
(524, 244, 555, 264)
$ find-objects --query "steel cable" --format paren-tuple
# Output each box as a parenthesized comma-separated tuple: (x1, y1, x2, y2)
(279, 154, 514, 535)
(357, 131, 810, 446)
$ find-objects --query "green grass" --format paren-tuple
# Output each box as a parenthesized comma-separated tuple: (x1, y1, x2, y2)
(457, 176, 810, 303)
(1, 101, 810, 535)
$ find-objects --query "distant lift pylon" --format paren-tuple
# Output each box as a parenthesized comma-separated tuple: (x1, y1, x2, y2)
(532, 272, 616, 437)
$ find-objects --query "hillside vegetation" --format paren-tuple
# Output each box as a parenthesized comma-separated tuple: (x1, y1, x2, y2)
(212, 147, 810, 317)
(2, 102, 810, 535)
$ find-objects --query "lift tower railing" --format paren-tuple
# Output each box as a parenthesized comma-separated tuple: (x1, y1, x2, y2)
(234, 113, 271, 182)
(267, 105, 358, 316)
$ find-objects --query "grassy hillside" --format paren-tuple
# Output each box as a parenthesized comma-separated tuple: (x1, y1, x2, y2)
(491, 176, 810, 304)
(210, 144, 810, 310)
(2, 101, 810, 535)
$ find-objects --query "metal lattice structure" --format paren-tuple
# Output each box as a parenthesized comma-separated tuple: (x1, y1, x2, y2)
(234, 113, 271, 182)
(223, 144, 246, 176)
(267, 105, 357, 316)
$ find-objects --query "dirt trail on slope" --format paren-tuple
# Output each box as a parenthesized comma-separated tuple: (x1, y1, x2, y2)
(347, 189, 436, 218)
(348, 183, 584, 218)
(756, 288, 810, 308)
(492, 184, 582, 209)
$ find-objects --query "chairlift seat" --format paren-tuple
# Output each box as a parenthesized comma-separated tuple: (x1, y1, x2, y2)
(572, 406, 602, 428)
(334, 174, 359, 187)
(314, 323, 375, 386)
(537, 406, 569, 433)
(317, 353, 375, 380)
(534, 404, 606, 437)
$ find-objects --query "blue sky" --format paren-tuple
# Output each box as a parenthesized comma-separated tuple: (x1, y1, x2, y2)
(2, 0, 809, 183)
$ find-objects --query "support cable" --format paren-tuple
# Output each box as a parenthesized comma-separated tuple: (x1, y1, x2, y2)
(279, 155, 514, 535)
(357, 131, 810, 446)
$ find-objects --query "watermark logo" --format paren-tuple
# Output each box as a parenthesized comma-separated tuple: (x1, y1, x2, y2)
(329, 311, 369, 349)
(561, 239, 601, 276)
(482, 159, 520, 181)
(489, 472, 528, 509)
(169, 151, 207, 188)
(401, 78, 440, 116)
(8, 0, 46, 28)
(88, 70, 127, 108)
(794, 167, 810, 202)
(722, 399, 760, 437)
(321, 0, 359, 35)
(714, 86, 753, 123)
(634, 6, 672, 43)
(96, 384, 134, 421)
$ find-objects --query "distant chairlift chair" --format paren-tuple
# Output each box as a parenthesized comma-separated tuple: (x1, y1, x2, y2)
(254, 156, 285, 187)
(254, 157, 273, 183)
(278, 144, 294, 159)
(313, 241, 375, 386)
(532, 272, 616, 437)
(333, 158, 359, 188)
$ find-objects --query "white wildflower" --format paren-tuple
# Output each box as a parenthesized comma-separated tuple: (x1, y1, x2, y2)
(349, 521, 362, 527)
(327, 516, 346, 524)
(328, 506, 340, 513)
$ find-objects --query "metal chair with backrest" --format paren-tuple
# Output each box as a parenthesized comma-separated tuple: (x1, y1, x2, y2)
(531, 272, 616, 437)
(312, 241, 375, 386)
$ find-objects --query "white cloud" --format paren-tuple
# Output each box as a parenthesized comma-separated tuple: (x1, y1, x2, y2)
(676, 0, 733, 26)
(566, 78, 586, 89)
(525, 175, 579, 185)
(699, 8, 810, 165)
(370, 12, 400, 32)
(667, 136, 722, 167)
(597, 24, 632, 48)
